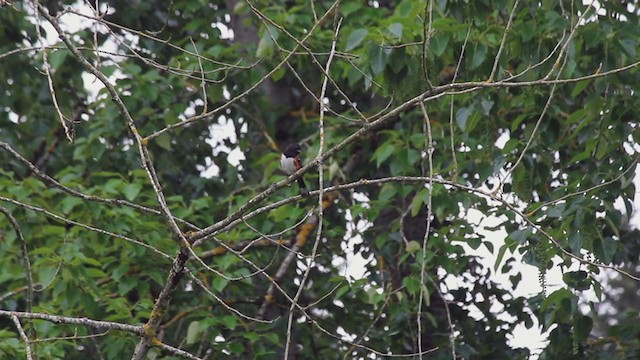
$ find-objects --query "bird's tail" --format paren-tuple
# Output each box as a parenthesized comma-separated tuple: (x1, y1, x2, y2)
(297, 178, 309, 197)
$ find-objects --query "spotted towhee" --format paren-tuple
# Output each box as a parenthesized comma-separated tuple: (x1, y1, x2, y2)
(281, 143, 309, 196)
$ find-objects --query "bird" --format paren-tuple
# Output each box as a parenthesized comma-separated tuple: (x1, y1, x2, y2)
(280, 143, 309, 197)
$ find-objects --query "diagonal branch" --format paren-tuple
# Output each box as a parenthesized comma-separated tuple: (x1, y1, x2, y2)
(0, 206, 33, 315)
(189, 58, 640, 247)
(0, 141, 200, 231)
(488, 0, 520, 82)
(0, 196, 172, 260)
(11, 315, 34, 360)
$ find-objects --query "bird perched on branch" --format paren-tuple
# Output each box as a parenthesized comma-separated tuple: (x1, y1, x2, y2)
(281, 143, 309, 197)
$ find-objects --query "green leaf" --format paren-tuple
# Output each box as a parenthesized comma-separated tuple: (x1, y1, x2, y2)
(122, 183, 142, 201)
(471, 43, 487, 69)
(563, 270, 591, 291)
(431, 35, 449, 56)
(598, 236, 618, 263)
(483, 241, 494, 253)
(156, 133, 172, 151)
(456, 107, 472, 131)
(369, 46, 390, 75)
(511, 113, 529, 131)
(407, 148, 420, 165)
(48, 50, 69, 70)
(346, 29, 368, 51)
(502, 138, 520, 153)
(494, 243, 509, 272)
(387, 23, 403, 40)
(410, 133, 425, 148)
(410, 188, 429, 217)
(568, 232, 583, 253)
(61, 197, 83, 215)
(403, 276, 421, 295)
(467, 237, 481, 250)
(540, 288, 573, 312)
(256, 27, 278, 58)
(341, 2, 362, 16)
(378, 183, 397, 202)
(186, 321, 201, 344)
(38, 266, 59, 285)
(372, 142, 396, 168)
(228, 342, 245, 354)
(212, 276, 229, 292)
(573, 314, 593, 342)
(509, 228, 530, 245)
(567, 108, 588, 124)
(41, 225, 66, 235)
(335, 285, 350, 299)
(571, 80, 590, 97)
(118, 278, 137, 295)
(406, 240, 421, 253)
(618, 38, 637, 58)
(221, 315, 237, 330)
(86, 268, 108, 278)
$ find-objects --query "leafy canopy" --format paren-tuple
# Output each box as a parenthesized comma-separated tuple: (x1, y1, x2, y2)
(1, 0, 640, 359)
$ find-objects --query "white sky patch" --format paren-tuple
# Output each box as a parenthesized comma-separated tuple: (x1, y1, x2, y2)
(200, 115, 246, 179)
(333, 208, 374, 281)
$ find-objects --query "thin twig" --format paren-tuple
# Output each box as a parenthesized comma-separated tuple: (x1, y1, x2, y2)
(11, 315, 34, 360)
(284, 16, 342, 359)
(425, 274, 456, 359)
(31, 0, 73, 142)
(422, 0, 434, 89)
(528, 158, 639, 216)
(417, 102, 434, 359)
(448, 25, 471, 180)
(190, 37, 208, 114)
(247, 0, 368, 123)
(545, 0, 596, 80)
(0, 207, 33, 314)
(488, 0, 520, 82)
(0, 196, 172, 260)
(0, 141, 199, 231)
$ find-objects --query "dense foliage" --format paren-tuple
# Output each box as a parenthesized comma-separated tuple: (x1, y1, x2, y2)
(1, 0, 640, 359)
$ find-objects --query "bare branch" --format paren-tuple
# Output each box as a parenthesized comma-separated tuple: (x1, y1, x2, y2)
(31, 0, 74, 142)
(417, 102, 434, 359)
(426, 274, 456, 359)
(422, 0, 434, 88)
(11, 315, 34, 360)
(448, 25, 471, 180)
(488, 0, 520, 82)
(0, 310, 144, 335)
(0, 206, 33, 314)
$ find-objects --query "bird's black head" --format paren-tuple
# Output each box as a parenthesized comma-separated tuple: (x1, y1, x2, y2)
(283, 143, 302, 157)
